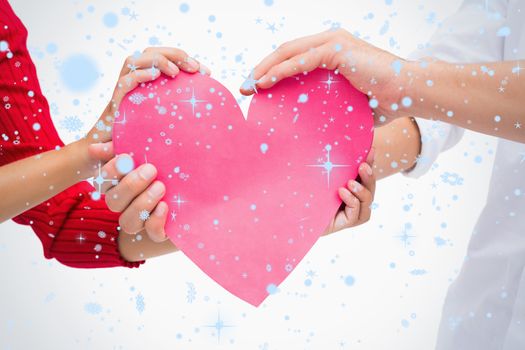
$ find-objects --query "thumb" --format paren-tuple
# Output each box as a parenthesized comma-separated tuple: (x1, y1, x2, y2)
(88, 141, 114, 163)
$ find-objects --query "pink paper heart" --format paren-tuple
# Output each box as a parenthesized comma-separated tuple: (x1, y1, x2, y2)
(113, 69, 373, 306)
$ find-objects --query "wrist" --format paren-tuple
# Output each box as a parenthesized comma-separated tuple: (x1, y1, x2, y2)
(374, 57, 418, 123)
(402, 58, 438, 119)
(65, 138, 98, 180)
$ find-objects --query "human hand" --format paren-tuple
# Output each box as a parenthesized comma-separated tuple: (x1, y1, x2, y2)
(324, 147, 375, 235)
(85, 47, 209, 242)
(240, 28, 408, 125)
(88, 142, 169, 242)
(87, 46, 210, 146)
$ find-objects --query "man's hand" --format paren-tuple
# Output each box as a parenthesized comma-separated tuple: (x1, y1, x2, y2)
(240, 28, 409, 125)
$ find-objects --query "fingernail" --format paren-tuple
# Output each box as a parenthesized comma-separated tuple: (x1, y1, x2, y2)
(154, 202, 166, 216)
(350, 180, 362, 192)
(186, 57, 200, 71)
(338, 187, 349, 201)
(148, 181, 165, 197)
(362, 163, 373, 176)
(139, 164, 156, 180)
(167, 61, 179, 75)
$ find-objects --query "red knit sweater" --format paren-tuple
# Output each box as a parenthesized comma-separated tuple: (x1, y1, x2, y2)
(0, 0, 144, 268)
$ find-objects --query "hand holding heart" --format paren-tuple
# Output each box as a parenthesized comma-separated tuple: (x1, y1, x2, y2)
(86, 47, 209, 243)
(113, 63, 373, 305)
(87, 29, 379, 305)
(241, 28, 409, 125)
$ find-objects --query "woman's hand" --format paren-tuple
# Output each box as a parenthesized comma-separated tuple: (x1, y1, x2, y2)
(87, 47, 210, 146)
(240, 28, 408, 124)
(324, 147, 375, 235)
(85, 47, 209, 242)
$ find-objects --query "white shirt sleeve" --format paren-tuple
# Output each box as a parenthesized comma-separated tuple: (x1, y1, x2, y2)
(403, 0, 506, 178)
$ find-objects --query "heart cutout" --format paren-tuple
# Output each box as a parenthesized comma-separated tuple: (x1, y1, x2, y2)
(113, 68, 373, 306)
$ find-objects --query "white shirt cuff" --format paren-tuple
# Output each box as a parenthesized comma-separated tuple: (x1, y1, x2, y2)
(403, 118, 463, 178)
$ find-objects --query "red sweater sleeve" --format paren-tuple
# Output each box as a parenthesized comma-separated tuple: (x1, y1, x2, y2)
(0, 0, 143, 268)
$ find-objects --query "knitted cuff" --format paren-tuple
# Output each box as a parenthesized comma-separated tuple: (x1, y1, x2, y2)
(14, 181, 145, 268)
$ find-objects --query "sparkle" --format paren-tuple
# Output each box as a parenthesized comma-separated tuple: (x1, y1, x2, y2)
(241, 70, 259, 93)
(515, 121, 522, 129)
(127, 63, 139, 73)
(255, 17, 263, 24)
(306, 269, 317, 278)
(77, 233, 86, 244)
(91, 161, 118, 200)
(266, 22, 278, 33)
(512, 61, 523, 76)
(129, 11, 138, 20)
(202, 311, 234, 344)
(307, 144, 350, 187)
(180, 88, 207, 116)
(150, 62, 158, 79)
(170, 210, 177, 222)
(171, 193, 187, 209)
(319, 71, 339, 91)
(394, 224, 416, 248)
(113, 110, 128, 125)
(498, 85, 505, 93)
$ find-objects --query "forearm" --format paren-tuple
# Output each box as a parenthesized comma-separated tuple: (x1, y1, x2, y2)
(0, 138, 95, 222)
(403, 60, 525, 143)
(372, 117, 421, 179)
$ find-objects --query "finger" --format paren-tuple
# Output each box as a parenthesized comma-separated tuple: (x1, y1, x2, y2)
(105, 163, 157, 212)
(358, 162, 376, 200)
(252, 30, 335, 80)
(88, 141, 114, 164)
(119, 52, 180, 78)
(119, 181, 166, 234)
(95, 153, 136, 193)
(254, 42, 338, 92)
(348, 178, 373, 222)
(143, 47, 202, 73)
(333, 187, 360, 231)
(111, 67, 161, 107)
(144, 201, 169, 242)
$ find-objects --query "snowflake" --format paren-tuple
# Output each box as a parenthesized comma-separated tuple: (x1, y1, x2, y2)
(135, 293, 145, 314)
(84, 302, 103, 315)
(186, 282, 196, 303)
(440, 172, 464, 186)
(139, 209, 150, 221)
(128, 92, 147, 105)
(59, 115, 84, 133)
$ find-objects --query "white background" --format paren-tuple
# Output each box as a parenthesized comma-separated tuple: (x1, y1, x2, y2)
(0, 0, 498, 349)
